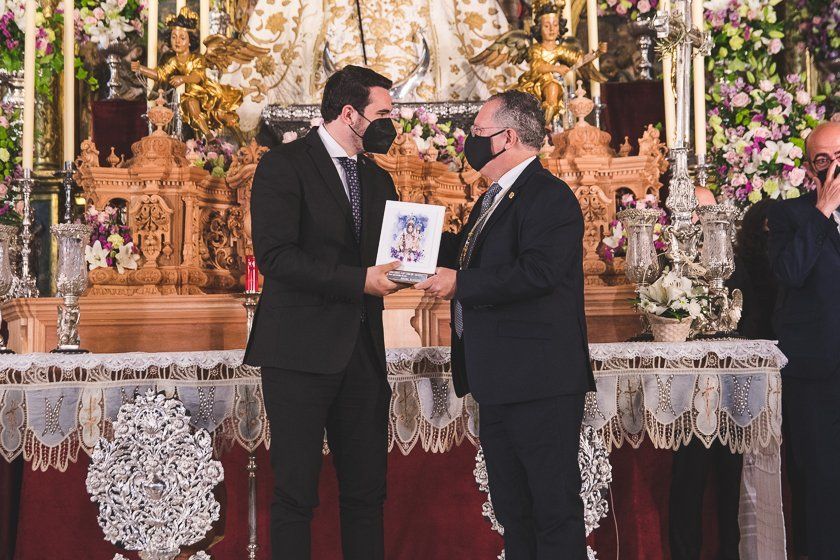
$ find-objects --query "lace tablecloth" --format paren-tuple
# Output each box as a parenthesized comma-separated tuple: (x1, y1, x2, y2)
(0, 341, 786, 558)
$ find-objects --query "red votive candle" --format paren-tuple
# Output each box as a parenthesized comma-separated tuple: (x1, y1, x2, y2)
(246, 255, 259, 293)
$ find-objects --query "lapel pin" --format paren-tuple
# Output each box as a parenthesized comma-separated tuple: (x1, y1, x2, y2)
(508, 192, 516, 199)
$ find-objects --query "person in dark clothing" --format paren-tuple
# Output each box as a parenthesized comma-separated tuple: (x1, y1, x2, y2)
(669, 198, 782, 560)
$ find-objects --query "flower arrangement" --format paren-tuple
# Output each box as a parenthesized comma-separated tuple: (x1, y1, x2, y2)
(84, 205, 140, 274)
(708, 75, 826, 204)
(185, 137, 237, 178)
(393, 107, 466, 170)
(0, 104, 21, 226)
(75, 0, 146, 50)
(634, 268, 708, 321)
(703, 0, 786, 82)
(598, 0, 659, 21)
(0, 2, 64, 97)
(791, 0, 839, 71)
(599, 193, 668, 263)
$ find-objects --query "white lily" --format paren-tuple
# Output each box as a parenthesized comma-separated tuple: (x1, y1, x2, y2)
(85, 240, 110, 270)
(115, 242, 140, 274)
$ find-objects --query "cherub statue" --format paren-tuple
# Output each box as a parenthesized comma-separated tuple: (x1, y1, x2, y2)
(470, 0, 607, 125)
(131, 7, 268, 138)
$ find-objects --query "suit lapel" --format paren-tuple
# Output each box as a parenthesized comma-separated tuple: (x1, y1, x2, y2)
(468, 159, 543, 261)
(304, 128, 355, 236)
(357, 155, 379, 263)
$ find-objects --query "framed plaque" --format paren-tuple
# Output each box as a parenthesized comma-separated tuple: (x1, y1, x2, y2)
(375, 200, 446, 284)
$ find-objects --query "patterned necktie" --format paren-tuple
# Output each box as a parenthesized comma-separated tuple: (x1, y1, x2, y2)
(454, 182, 503, 338)
(337, 157, 362, 242)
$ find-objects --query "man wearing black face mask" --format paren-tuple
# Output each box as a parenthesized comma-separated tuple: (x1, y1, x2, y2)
(768, 120, 840, 560)
(417, 90, 594, 560)
(245, 65, 402, 560)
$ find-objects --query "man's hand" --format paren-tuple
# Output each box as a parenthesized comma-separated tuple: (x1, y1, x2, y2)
(815, 161, 840, 217)
(364, 261, 402, 297)
(415, 268, 457, 300)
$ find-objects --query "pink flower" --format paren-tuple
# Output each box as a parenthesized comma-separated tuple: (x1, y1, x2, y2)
(768, 38, 783, 55)
(731, 92, 750, 108)
(616, 3, 628, 15)
(637, 0, 651, 12)
(93, 7, 105, 19)
(788, 167, 806, 187)
(759, 79, 774, 92)
(0, 116, 7, 128)
(795, 90, 811, 105)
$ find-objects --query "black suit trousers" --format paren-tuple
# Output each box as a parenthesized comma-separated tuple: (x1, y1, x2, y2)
(783, 374, 840, 560)
(480, 393, 587, 560)
(668, 439, 743, 560)
(260, 326, 391, 560)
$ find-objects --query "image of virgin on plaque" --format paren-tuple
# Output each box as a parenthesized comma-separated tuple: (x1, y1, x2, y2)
(392, 215, 427, 263)
(376, 201, 445, 277)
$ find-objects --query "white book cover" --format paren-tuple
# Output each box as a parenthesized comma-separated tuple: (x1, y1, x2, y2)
(375, 200, 446, 275)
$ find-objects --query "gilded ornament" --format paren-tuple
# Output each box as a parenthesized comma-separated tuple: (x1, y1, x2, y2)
(131, 7, 269, 138)
(469, 0, 607, 125)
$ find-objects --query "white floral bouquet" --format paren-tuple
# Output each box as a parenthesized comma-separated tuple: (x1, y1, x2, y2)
(392, 107, 466, 170)
(84, 206, 140, 274)
(708, 74, 826, 205)
(634, 269, 708, 322)
(75, 0, 146, 50)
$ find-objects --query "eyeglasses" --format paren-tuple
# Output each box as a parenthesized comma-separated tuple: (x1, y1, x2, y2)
(810, 152, 840, 170)
(470, 125, 507, 136)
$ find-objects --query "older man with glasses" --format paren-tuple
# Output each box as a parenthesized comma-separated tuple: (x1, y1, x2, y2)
(768, 120, 840, 560)
(417, 90, 594, 560)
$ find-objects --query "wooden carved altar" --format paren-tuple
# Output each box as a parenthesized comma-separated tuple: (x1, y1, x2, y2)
(75, 102, 244, 296)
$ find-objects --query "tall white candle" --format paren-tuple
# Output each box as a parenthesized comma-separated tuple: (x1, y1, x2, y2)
(586, 0, 600, 98)
(199, 0, 210, 52)
(563, 0, 576, 86)
(147, 0, 158, 89)
(22, 0, 37, 170)
(176, 0, 186, 13)
(691, 0, 706, 156)
(63, 0, 75, 163)
(661, 0, 675, 148)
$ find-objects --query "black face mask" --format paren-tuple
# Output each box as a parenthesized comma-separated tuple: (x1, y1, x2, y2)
(352, 113, 397, 154)
(817, 168, 829, 185)
(463, 129, 507, 171)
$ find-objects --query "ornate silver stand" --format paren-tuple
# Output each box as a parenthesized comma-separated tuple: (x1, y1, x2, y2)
(86, 390, 224, 560)
(50, 223, 91, 353)
(240, 290, 260, 559)
(618, 0, 739, 337)
(0, 225, 17, 353)
(57, 161, 75, 223)
(105, 53, 122, 99)
(592, 95, 604, 129)
(14, 168, 38, 298)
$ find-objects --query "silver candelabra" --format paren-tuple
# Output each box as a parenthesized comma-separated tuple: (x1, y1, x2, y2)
(14, 168, 38, 298)
(619, 0, 740, 337)
(51, 223, 91, 353)
(0, 224, 17, 353)
(239, 289, 260, 559)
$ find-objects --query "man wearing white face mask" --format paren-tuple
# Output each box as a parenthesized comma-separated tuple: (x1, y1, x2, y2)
(417, 90, 594, 560)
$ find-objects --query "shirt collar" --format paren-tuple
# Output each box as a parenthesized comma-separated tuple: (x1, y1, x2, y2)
(496, 156, 537, 193)
(317, 125, 356, 161)
(833, 209, 840, 223)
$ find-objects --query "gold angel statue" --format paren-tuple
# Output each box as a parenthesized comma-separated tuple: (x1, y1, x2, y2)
(131, 7, 269, 137)
(470, 0, 607, 125)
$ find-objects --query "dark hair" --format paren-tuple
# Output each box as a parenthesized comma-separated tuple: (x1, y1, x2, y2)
(488, 90, 546, 149)
(321, 65, 393, 123)
(531, 6, 568, 43)
(735, 198, 777, 262)
(161, 27, 201, 53)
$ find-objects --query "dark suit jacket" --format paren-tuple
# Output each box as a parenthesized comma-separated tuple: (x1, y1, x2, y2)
(769, 191, 840, 380)
(243, 128, 398, 375)
(439, 158, 595, 405)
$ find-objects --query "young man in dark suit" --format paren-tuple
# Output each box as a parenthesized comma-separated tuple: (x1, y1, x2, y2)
(769, 121, 840, 560)
(244, 65, 402, 560)
(417, 90, 594, 559)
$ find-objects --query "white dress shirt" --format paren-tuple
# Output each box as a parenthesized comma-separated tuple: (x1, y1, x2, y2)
(484, 156, 537, 219)
(317, 125, 356, 200)
(833, 210, 840, 235)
